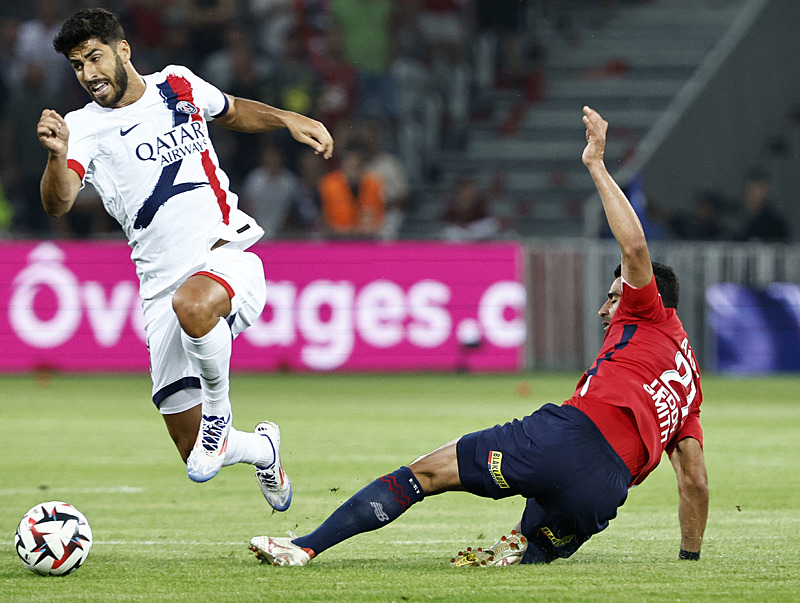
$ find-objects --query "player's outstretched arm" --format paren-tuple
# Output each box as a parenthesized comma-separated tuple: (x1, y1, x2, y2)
(581, 106, 652, 288)
(669, 437, 708, 559)
(215, 95, 334, 159)
(37, 109, 81, 217)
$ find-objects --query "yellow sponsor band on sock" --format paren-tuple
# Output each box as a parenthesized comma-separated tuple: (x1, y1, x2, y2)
(541, 526, 576, 548)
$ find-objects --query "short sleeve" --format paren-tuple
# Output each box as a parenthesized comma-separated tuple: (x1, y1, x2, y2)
(64, 111, 97, 183)
(665, 405, 703, 456)
(616, 275, 669, 324)
(167, 65, 229, 120)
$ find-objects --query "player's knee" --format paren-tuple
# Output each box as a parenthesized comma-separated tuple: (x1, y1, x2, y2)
(409, 460, 458, 495)
(408, 440, 461, 494)
(172, 290, 215, 337)
(409, 464, 435, 493)
(682, 473, 709, 500)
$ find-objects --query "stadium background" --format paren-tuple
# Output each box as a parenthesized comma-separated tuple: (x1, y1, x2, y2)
(1, 0, 799, 376)
(0, 0, 800, 373)
(2, 2, 800, 599)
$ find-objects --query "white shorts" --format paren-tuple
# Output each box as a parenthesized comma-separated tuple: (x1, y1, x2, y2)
(143, 247, 267, 415)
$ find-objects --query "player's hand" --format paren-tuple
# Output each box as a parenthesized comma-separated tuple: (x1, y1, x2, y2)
(581, 106, 607, 168)
(37, 109, 70, 156)
(284, 113, 334, 159)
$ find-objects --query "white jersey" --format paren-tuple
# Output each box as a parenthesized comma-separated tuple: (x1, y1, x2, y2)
(65, 65, 264, 299)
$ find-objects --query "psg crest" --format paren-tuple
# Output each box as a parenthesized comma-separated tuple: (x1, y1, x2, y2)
(175, 101, 198, 115)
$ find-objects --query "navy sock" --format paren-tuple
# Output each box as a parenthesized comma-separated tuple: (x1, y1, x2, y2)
(293, 466, 425, 556)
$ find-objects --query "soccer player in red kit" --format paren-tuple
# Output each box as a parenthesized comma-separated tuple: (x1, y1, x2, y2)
(249, 106, 709, 567)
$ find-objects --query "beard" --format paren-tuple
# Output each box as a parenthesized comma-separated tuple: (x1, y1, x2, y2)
(94, 53, 129, 108)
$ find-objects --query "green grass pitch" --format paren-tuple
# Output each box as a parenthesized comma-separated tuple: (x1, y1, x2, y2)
(1, 372, 799, 601)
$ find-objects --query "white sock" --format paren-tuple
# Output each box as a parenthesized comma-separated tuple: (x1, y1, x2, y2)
(223, 429, 276, 467)
(181, 317, 232, 416)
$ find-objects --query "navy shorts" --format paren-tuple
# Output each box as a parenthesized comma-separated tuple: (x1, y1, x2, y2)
(456, 403, 631, 563)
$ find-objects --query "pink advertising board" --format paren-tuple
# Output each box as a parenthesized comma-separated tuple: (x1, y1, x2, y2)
(1, 241, 525, 372)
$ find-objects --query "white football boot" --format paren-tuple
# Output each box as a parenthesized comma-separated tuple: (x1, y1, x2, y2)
(250, 535, 311, 566)
(450, 530, 528, 567)
(254, 421, 292, 512)
(186, 413, 231, 483)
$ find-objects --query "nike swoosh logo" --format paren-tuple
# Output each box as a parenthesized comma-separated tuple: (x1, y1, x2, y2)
(120, 124, 140, 136)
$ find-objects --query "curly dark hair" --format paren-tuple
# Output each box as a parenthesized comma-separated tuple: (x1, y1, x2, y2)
(614, 262, 680, 309)
(53, 8, 125, 57)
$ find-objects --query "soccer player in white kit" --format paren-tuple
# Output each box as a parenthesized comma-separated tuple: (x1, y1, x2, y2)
(36, 8, 334, 511)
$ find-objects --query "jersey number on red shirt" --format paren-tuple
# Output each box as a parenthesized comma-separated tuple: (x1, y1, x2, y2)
(642, 337, 698, 443)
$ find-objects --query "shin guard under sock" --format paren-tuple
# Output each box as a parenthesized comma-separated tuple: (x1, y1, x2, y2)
(292, 466, 425, 556)
(181, 317, 232, 415)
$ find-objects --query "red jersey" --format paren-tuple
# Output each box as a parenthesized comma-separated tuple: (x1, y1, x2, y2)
(564, 276, 703, 485)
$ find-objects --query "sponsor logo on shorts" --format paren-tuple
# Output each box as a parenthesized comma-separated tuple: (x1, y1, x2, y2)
(206, 267, 230, 279)
(488, 450, 510, 489)
(540, 526, 575, 548)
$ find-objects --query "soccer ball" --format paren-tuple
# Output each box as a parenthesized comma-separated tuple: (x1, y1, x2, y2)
(14, 501, 93, 576)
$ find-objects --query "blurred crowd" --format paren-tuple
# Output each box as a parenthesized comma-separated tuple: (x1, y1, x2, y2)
(0, 0, 539, 241)
(628, 167, 791, 244)
(0, 0, 792, 244)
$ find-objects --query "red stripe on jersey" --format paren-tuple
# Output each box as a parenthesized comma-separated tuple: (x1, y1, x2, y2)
(193, 270, 235, 298)
(200, 149, 230, 224)
(167, 75, 231, 224)
(165, 74, 231, 223)
(165, 74, 203, 122)
(67, 159, 85, 180)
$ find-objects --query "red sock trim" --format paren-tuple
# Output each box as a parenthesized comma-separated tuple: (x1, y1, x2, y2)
(381, 474, 412, 511)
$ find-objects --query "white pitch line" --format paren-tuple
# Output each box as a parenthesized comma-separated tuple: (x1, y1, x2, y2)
(3, 540, 450, 547)
(390, 540, 461, 545)
(0, 486, 145, 496)
(94, 540, 245, 546)
(93, 539, 455, 546)
(0, 539, 454, 551)
(0, 541, 242, 548)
